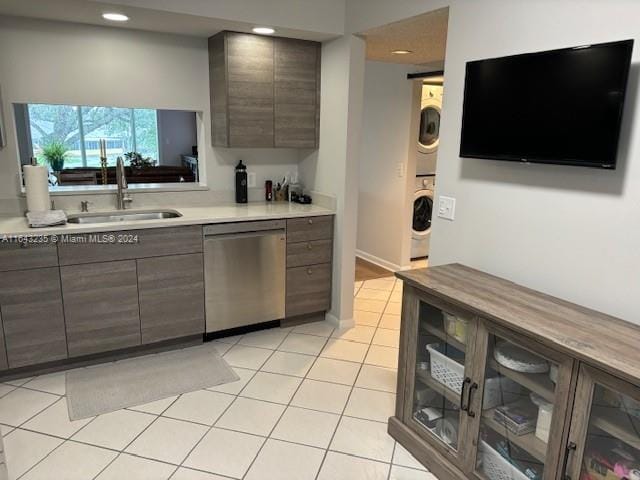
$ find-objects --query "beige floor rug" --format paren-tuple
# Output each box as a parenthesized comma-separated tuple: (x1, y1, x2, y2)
(66, 344, 239, 420)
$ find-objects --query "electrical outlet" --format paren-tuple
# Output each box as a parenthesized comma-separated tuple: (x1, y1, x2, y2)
(247, 172, 256, 188)
(437, 195, 456, 221)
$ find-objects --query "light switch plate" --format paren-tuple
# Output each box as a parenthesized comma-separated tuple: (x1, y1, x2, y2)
(437, 195, 456, 221)
(247, 172, 256, 188)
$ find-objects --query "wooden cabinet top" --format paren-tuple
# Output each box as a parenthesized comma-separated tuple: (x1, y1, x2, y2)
(397, 263, 640, 386)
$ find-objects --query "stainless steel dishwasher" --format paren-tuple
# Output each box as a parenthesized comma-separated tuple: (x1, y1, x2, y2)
(204, 220, 286, 333)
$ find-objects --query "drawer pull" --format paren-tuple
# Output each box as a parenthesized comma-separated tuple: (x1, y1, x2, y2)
(307, 268, 313, 275)
(307, 243, 313, 250)
(308, 219, 313, 225)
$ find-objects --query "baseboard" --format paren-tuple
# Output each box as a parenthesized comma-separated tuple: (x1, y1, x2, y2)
(356, 250, 408, 273)
(326, 312, 355, 330)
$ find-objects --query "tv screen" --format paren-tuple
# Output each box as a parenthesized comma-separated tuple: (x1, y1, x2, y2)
(460, 40, 633, 169)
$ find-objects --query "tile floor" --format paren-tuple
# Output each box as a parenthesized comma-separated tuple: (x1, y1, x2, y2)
(0, 276, 438, 480)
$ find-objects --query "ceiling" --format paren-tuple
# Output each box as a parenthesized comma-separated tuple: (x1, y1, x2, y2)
(361, 7, 449, 65)
(0, 0, 337, 41)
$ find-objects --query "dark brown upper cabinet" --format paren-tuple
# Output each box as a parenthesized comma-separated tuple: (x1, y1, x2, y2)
(209, 31, 321, 149)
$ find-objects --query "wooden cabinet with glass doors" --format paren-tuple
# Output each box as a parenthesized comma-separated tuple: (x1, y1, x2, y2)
(390, 265, 640, 480)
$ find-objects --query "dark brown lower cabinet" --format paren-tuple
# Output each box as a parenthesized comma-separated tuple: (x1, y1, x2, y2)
(0, 267, 67, 368)
(137, 253, 205, 344)
(61, 260, 141, 357)
(285, 263, 331, 317)
(392, 264, 640, 480)
(0, 311, 7, 370)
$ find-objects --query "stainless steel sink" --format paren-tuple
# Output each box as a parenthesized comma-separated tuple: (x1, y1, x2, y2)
(67, 210, 182, 224)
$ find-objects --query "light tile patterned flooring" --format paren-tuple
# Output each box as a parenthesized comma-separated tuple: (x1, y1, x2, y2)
(0, 276, 438, 480)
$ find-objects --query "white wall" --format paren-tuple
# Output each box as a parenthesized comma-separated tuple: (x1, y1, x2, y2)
(356, 61, 417, 271)
(157, 110, 197, 166)
(348, 0, 640, 323)
(299, 35, 366, 326)
(0, 16, 299, 212)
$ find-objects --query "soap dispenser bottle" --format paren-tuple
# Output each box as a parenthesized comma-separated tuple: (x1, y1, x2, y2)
(235, 160, 248, 203)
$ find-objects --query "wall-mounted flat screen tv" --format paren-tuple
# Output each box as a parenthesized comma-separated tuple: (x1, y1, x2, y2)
(460, 40, 633, 169)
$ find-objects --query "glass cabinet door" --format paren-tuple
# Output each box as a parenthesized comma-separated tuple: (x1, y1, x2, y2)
(566, 365, 640, 480)
(406, 298, 475, 456)
(472, 327, 573, 480)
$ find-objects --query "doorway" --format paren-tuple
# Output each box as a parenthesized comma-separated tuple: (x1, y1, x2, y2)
(355, 8, 449, 276)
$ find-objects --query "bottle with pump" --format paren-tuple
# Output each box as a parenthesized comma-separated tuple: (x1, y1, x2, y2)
(235, 160, 248, 203)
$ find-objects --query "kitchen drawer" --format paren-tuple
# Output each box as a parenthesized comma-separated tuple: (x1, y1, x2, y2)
(287, 239, 332, 268)
(286, 216, 333, 243)
(0, 241, 58, 272)
(286, 263, 331, 317)
(58, 225, 203, 265)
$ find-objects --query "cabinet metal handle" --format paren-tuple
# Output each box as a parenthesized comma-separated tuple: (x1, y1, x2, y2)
(307, 242, 313, 250)
(460, 377, 471, 412)
(563, 442, 577, 480)
(308, 219, 313, 225)
(307, 268, 313, 275)
(467, 382, 479, 417)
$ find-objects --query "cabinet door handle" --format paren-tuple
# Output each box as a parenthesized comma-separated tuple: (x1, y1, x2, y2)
(307, 242, 313, 250)
(460, 377, 471, 412)
(307, 268, 313, 275)
(563, 442, 577, 480)
(467, 382, 479, 417)
(308, 219, 313, 225)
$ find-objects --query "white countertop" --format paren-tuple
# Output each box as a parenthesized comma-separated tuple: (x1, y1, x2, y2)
(0, 202, 334, 237)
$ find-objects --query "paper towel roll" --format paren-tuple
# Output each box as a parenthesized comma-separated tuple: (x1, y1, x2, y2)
(23, 165, 50, 212)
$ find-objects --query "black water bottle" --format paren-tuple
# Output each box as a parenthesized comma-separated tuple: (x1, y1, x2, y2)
(235, 160, 248, 203)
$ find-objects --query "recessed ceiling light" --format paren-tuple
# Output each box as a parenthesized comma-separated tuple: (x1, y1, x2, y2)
(392, 49, 413, 55)
(102, 13, 129, 22)
(252, 27, 275, 35)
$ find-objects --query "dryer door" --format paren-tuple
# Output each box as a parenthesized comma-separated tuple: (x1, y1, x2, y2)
(412, 190, 433, 238)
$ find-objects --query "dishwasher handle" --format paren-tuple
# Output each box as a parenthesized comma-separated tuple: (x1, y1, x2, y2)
(204, 228, 285, 241)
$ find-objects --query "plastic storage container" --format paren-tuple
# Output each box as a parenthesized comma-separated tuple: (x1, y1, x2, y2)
(443, 312, 468, 343)
(479, 441, 529, 480)
(426, 343, 519, 410)
(530, 393, 553, 443)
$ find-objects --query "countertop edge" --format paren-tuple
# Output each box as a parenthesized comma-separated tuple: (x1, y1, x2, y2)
(0, 204, 335, 237)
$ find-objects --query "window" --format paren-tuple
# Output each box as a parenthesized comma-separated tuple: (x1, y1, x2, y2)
(26, 104, 159, 168)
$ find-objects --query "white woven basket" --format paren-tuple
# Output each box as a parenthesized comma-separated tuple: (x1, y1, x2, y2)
(479, 441, 529, 480)
(426, 343, 519, 410)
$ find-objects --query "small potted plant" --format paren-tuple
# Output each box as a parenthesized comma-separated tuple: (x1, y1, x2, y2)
(124, 151, 156, 174)
(41, 141, 67, 173)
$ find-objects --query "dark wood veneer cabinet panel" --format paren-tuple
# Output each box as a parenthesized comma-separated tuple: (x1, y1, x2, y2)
(0, 242, 58, 272)
(227, 33, 275, 147)
(286, 239, 332, 268)
(57, 226, 202, 265)
(274, 38, 320, 148)
(62, 260, 140, 357)
(0, 310, 7, 370)
(286, 263, 331, 317)
(137, 253, 205, 344)
(286, 216, 333, 243)
(209, 33, 229, 147)
(209, 31, 321, 148)
(0, 267, 67, 368)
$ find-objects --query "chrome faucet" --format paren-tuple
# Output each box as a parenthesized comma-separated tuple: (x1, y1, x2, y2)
(116, 157, 133, 210)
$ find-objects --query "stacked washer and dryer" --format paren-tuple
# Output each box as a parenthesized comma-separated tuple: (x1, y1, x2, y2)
(411, 81, 443, 259)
